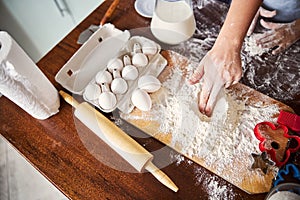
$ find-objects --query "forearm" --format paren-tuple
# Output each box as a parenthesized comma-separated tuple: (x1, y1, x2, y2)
(214, 0, 263, 52)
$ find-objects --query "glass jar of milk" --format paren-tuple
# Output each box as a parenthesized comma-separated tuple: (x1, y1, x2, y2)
(150, 0, 196, 45)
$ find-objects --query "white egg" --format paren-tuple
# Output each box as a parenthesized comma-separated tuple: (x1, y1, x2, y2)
(111, 78, 128, 94)
(95, 70, 113, 84)
(142, 41, 157, 55)
(83, 83, 101, 101)
(122, 65, 139, 81)
(98, 92, 117, 110)
(107, 57, 123, 72)
(132, 53, 148, 67)
(138, 75, 161, 93)
(131, 89, 152, 111)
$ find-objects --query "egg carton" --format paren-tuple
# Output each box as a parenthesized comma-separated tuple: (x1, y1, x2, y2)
(55, 24, 167, 114)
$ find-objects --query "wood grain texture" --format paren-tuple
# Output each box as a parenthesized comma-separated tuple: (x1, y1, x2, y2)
(0, 0, 299, 199)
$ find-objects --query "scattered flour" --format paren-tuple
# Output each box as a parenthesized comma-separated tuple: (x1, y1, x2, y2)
(122, 51, 280, 188)
(194, 166, 236, 200)
(153, 62, 249, 172)
(172, 154, 236, 200)
(244, 35, 269, 56)
(153, 55, 278, 176)
(205, 177, 234, 200)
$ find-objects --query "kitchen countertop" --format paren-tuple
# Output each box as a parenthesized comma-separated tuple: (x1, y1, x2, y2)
(0, 0, 299, 199)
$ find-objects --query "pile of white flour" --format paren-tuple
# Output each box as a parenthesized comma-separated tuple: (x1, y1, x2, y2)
(122, 52, 280, 185)
(162, 58, 277, 173)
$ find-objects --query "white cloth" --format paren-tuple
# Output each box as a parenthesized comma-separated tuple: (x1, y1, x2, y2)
(0, 31, 60, 119)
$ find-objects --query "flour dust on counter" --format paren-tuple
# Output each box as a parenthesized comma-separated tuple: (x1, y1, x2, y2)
(172, 154, 237, 200)
(241, 43, 300, 104)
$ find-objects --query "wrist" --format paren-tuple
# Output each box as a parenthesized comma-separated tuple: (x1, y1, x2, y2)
(213, 34, 243, 53)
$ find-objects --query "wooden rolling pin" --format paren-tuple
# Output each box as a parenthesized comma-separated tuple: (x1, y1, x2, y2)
(59, 90, 178, 192)
(100, 0, 120, 26)
(77, 0, 120, 44)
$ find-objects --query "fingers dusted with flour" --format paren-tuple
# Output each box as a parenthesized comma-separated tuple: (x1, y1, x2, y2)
(189, 50, 242, 117)
(189, 59, 205, 85)
(255, 19, 300, 55)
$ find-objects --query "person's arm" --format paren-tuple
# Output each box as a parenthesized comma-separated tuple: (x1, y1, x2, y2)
(189, 0, 262, 117)
(217, 0, 263, 52)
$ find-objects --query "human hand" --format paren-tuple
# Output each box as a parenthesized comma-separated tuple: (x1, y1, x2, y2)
(189, 48, 242, 117)
(254, 19, 300, 55)
(247, 7, 276, 36)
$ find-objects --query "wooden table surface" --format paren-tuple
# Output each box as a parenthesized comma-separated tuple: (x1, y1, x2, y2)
(1, 0, 299, 199)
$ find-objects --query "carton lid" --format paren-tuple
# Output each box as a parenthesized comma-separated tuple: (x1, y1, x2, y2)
(55, 24, 130, 94)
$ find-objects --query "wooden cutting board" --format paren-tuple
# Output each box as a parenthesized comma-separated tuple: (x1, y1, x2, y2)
(121, 50, 294, 194)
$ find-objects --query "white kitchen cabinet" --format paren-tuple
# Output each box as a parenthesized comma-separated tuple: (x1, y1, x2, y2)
(0, 0, 104, 62)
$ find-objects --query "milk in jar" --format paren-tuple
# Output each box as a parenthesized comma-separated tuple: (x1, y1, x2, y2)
(150, 0, 196, 45)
